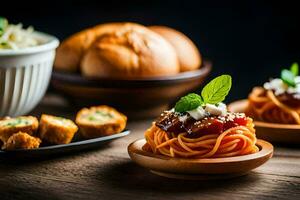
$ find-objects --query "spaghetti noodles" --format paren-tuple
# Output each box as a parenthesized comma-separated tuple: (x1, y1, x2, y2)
(246, 87, 300, 124)
(143, 112, 259, 158)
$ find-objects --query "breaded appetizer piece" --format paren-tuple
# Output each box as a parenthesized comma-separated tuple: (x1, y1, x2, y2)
(0, 116, 10, 120)
(39, 114, 78, 144)
(2, 132, 41, 150)
(76, 105, 127, 138)
(0, 116, 38, 143)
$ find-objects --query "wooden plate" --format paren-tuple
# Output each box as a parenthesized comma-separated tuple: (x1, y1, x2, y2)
(127, 139, 273, 180)
(0, 130, 130, 158)
(228, 100, 300, 144)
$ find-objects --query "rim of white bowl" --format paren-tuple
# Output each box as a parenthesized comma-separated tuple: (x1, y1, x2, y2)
(0, 31, 59, 56)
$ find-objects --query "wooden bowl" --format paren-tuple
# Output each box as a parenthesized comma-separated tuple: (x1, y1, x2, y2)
(128, 139, 273, 180)
(228, 99, 300, 144)
(51, 61, 211, 119)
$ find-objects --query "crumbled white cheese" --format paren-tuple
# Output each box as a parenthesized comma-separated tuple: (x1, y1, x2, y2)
(178, 115, 188, 122)
(263, 78, 300, 96)
(218, 102, 227, 115)
(205, 103, 227, 116)
(169, 108, 175, 112)
(185, 103, 228, 120)
(187, 106, 207, 120)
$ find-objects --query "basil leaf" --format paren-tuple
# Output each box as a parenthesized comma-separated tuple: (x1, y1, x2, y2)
(281, 69, 296, 87)
(290, 62, 299, 76)
(201, 75, 232, 104)
(174, 93, 203, 113)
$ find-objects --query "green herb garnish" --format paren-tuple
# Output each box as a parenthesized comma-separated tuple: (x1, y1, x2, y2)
(88, 116, 96, 121)
(5, 118, 28, 127)
(95, 111, 112, 118)
(290, 62, 299, 76)
(0, 42, 8, 48)
(0, 17, 8, 36)
(174, 93, 203, 113)
(174, 75, 232, 113)
(281, 62, 299, 87)
(55, 116, 66, 121)
(201, 75, 232, 104)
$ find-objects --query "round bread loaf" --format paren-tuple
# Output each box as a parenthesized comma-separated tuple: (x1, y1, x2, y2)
(80, 23, 180, 78)
(149, 26, 201, 72)
(54, 22, 125, 72)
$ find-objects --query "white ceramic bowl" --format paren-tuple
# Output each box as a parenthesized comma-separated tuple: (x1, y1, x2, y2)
(0, 31, 59, 117)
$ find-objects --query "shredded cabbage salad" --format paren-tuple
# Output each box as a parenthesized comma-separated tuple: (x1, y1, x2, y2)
(0, 17, 39, 50)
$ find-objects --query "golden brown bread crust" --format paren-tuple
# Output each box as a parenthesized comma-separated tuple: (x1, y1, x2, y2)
(76, 105, 127, 139)
(39, 114, 78, 144)
(54, 22, 140, 72)
(149, 26, 201, 72)
(2, 132, 41, 150)
(54, 28, 94, 72)
(0, 116, 38, 143)
(80, 23, 180, 78)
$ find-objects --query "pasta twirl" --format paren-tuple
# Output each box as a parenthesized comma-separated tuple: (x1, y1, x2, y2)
(143, 118, 258, 158)
(247, 87, 300, 124)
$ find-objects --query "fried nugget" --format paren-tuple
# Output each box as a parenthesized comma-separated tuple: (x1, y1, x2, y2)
(0, 116, 38, 143)
(76, 105, 127, 139)
(2, 132, 41, 150)
(39, 114, 78, 144)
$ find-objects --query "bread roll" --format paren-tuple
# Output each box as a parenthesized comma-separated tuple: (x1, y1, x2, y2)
(81, 24, 180, 78)
(149, 26, 201, 72)
(54, 22, 125, 72)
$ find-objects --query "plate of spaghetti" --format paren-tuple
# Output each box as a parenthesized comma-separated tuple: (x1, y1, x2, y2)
(128, 75, 273, 180)
(229, 63, 300, 144)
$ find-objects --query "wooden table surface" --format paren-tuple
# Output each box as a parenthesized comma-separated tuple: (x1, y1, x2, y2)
(0, 95, 300, 200)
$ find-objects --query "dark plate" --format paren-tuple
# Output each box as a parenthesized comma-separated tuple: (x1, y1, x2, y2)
(51, 60, 212, 118)
(52, 61, 212, 87)
(0, 130, 130, 158)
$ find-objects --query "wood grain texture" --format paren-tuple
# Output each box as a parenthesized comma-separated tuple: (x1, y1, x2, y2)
(0, 95, 300, 200)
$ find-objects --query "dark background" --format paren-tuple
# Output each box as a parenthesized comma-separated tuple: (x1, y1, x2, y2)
(3, 0, 300, 102)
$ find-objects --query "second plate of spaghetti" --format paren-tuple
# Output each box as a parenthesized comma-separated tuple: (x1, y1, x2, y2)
(229, 63, 300, 144)
(228, 99, 300, 144)
(128, 75, 273, 179)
